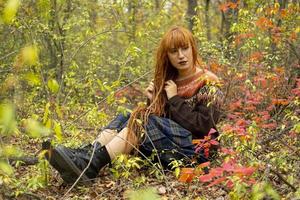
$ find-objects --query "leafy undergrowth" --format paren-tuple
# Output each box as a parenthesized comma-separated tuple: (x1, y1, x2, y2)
(1, 1, 300, 199)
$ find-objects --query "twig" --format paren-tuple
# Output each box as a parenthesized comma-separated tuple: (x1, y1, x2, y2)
(62, 127, 167, 198)
(270, 168, 297, 192)
(68, 29, 128, 64)
(259, 125, 293, 145)
(0, 50, 18, 61)
(63, 69, 152, 130)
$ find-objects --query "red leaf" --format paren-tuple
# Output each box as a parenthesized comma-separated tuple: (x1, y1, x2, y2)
(246, 178, 257, 185)
(229, 100, 242, 111)
(219, 3, 228, 12)
(222, 162, 235, 172)
(209, 140, 219, 145)
(199, 174, 213, 182)
(261, 123, 277, 129)
(226, 180, 234, 188)
(204, 148, 210, 158)
(207, 177, 227, 187)
(210, 167, 224, 177)
(220, 147, 235, 155)
(234, 166, 256, 176)
(208, 128, 217, 136)
(198, 162, 210, 169)
(228, 2, 238, 9)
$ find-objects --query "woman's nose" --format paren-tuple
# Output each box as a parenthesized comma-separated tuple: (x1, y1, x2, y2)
(178, 49, 184, 58)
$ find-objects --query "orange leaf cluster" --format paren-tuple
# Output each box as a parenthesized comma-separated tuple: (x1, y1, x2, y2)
(178, 162, 211, 183)
(271, 98, 289, 106)
(219, 1, 239, 12)
(249, 51, 264, 63)
(234, 33, 255, 46)
(255, 17, 274, 30)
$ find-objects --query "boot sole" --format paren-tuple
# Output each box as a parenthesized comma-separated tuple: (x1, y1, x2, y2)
(51, 146, 92, 184)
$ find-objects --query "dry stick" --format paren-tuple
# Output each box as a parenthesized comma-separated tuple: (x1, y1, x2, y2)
(244, 127, 298, 192)
(0, 50, 18, 61)
(269, 168, 297, 192)
(62, 134, 168, 199)
(259, 125, 293, 145)
(56, 29, 128, 100)
(260, 126, 300, 157)
(97, 182, 125, 198)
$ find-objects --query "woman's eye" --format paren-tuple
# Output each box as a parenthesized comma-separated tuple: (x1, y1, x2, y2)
(183, 46, 189, 50)
(170, 49, 177, 53)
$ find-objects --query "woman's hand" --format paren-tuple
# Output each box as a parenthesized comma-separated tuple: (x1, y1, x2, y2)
(145, 81, 154, 101)
(164, 80, 177, 99)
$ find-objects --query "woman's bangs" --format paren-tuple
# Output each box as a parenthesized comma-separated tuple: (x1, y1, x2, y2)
(165, 30, 189, 51)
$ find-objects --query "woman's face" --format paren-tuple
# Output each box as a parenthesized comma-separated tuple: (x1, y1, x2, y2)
(167, 43, 194, 71)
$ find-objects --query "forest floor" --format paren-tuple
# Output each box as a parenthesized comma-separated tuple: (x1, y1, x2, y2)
(2, 128, 230, 200)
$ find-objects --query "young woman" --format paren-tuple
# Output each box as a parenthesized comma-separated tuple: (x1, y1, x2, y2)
(44, 26, 223, 184)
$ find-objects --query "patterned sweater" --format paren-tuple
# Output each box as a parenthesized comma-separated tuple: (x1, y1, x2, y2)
(166, 69, 223, 139)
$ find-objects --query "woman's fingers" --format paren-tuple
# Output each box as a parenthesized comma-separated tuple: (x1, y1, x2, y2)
(165, 80, 175, 87)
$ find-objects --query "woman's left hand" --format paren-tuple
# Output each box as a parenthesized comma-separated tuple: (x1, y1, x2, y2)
(164, 80, 177, 99)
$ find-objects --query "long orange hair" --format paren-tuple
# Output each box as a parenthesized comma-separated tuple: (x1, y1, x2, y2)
(127, 26, 201, 142)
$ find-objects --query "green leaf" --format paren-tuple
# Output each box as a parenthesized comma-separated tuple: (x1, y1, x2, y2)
(53, 121, 63, 142)
(0, 161, 14, 175)
(293, 123, 300, 134)
(43, 102, 50, 124)
(47, 79, 59, 93)
(0, 103, 17, 135)
(126, 187, 160, 200)
(1, 145, 22, 157)
(21, 45, 39, 66)
(175, 167, 180, 178)
(2, 0, 20, 24)
(24, 118, 50, 138)
(24, 72, 41, 86)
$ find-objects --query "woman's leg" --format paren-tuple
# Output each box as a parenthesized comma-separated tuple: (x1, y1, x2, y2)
(94, 129, 117, 145)
(105, 127, 138, 160)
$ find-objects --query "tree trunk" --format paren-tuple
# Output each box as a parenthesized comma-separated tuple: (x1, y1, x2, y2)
(186, 0, 198, 31)
(155, 0, 160, 10)
(128, 0, 137, 42)
(220, 0, 238, 43)
(205, 0, 211, 40)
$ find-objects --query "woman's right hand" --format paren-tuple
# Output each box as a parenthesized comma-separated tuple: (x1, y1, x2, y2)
(145, 81, 154, 101)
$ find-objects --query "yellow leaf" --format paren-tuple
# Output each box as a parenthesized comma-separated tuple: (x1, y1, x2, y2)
(0, 103, 17, 135)
(0, 161, 14, 175)
(54, 121, 63, 142)
(21, 45, 39, 66)
(24, 118, 50, 138)
(47, 79, 59, 93)
(24, 72, 41, 86)
(2, 0, 20, 24)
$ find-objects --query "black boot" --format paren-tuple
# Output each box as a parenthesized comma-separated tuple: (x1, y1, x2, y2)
(43, 142, 111, 184)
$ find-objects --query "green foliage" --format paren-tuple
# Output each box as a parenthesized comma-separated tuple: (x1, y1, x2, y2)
(0, 0, 299, 199)
(0, 103, 17, 135)
(2, 0, 20, 24)
(126, 187, 160, 200)
(111, 154, 144, 179)
(251, 182, 281, 200)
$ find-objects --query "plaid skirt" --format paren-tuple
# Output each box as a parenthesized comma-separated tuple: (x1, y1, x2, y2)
(104, 113, 208, 167)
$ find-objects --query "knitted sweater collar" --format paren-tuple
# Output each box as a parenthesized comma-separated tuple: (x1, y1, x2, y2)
(175, 69, 206, 98)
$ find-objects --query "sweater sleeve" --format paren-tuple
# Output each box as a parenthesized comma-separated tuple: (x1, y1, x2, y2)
(167, 85, 223, 138)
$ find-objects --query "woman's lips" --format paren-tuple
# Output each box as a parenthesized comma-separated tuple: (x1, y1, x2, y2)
(178, 61, 187, 65)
